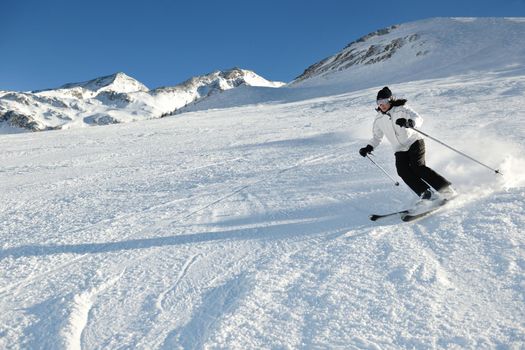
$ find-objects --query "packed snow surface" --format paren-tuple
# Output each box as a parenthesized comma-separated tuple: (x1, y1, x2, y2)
(1, 67, 524, 349)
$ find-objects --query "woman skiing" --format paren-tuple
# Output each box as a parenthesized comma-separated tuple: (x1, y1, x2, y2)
(359, 86, 455, 201)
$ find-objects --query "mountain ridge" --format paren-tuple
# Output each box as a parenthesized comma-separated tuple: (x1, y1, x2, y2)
(292, 17, 525, 87)
(0, 68, 284, 131)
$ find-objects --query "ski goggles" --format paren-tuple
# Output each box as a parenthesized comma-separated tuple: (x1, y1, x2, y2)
(376, 98, 391, 106)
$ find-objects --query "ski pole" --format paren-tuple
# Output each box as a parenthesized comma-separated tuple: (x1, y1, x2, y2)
(410, 127, 503, 175)
(366, 154, 400, 186)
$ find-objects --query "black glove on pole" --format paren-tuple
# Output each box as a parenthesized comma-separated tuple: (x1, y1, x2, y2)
(359, 144, 373, 157)
(395, 118, 415, 128)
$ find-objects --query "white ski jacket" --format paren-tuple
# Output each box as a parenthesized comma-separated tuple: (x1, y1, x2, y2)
(368, 104, 423, 153)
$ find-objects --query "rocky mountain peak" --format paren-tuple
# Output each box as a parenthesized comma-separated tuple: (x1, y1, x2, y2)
(57, 72, 149, 94)
(292, 17, 525, 87)
(293, 24, 424, 83)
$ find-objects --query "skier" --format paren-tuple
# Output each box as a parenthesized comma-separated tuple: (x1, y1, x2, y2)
(359, 86, 455, 202)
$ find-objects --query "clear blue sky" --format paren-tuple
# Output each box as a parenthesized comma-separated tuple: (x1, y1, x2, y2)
(2, 0, 525, 91)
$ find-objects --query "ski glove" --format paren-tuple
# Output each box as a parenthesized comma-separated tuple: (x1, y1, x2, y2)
(359, 144, 373, 157)
(395, 118, 415, 128)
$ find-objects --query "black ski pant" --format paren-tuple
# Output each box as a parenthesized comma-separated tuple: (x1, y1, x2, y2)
(395, 139, 451, 197)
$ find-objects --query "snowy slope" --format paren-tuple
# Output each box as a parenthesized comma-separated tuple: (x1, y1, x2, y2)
(293, 17, 525, 88)
(0, 69, 284, 131)
(1, 68, 524, 349)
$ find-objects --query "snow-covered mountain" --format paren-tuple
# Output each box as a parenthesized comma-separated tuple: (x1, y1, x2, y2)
(0, 69, 284, 131)
(2, 18, 524, 132)
(151, 69, 284, 117)
(36, 72, 150, 99)
(292, 17, 525, 88)
(175, 17, 525, 114)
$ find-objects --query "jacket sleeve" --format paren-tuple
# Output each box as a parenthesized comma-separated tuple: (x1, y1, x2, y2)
(368, 117, 384, 149)
(403, 106, 423, 128)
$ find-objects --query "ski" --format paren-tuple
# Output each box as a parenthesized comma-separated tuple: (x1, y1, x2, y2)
(400, 207, 440, 222)
(400, 199, 448, 222)
(370, 198, 450, 222)
(369, 209, 409, 221)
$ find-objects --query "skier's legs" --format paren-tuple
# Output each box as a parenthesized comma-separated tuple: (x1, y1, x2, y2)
(408, 140, 451, 191)
(395, 149, 429, 196)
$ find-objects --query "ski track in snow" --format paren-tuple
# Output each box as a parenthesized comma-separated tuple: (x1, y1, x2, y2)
(60, 271, 126, 350)
(0, 156, 272, 298)
(1, 72, 524, 349)
(155, 253, 202, 313)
